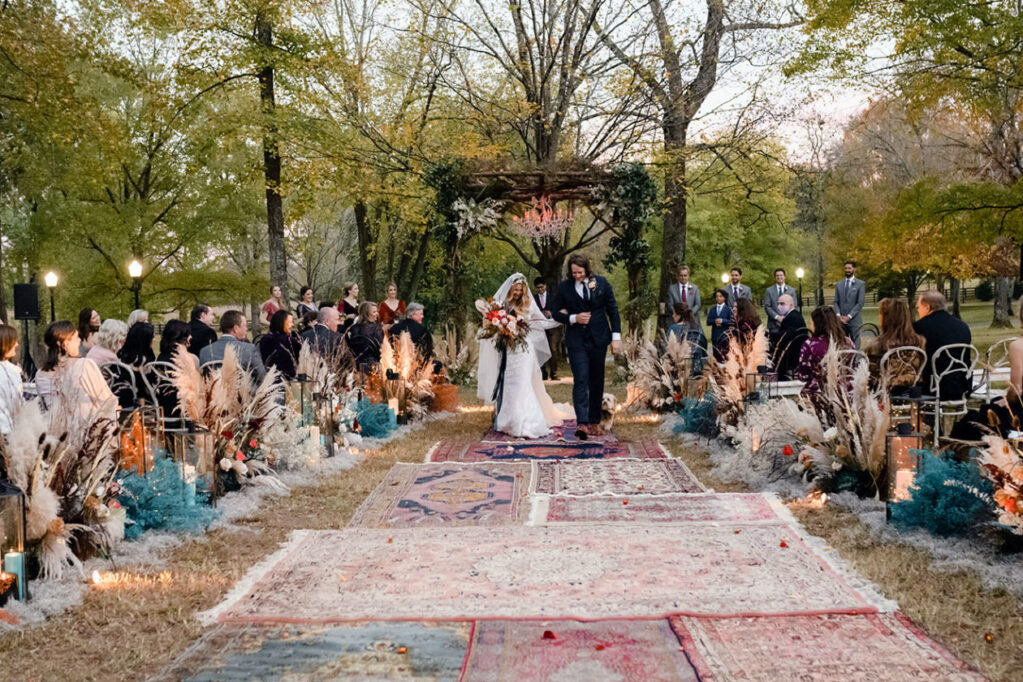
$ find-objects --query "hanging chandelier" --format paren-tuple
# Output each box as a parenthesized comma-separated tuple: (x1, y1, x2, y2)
(511, 195, 574, 240)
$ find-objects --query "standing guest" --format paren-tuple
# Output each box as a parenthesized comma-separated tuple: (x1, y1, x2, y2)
(296, 286, 318, 318)
(77, 308, 101, 354)
(300, 306, 342, 356)
(533, 277, 559, 380)
(378, 282, 406, 330)
(338, 282, 360, 333)
(390, 302, 433, 359)
(795, 307, 854, 403)
(666, 266, 702, 321)
(86, 319, 128, 366)
(833, 260, 866, 349)
(706, 288, 734, 362)
(668, 302, 708, 373)
(188, 304, 218, 357)
(913, 290, 972, 399)
(0, 325, 23, 436)
(764, 269, 797, 340)
(259, 310, 302, 380)
(865, 298, 926, 390)
(34, 321, 117, 420)
(732, 298, 762, 348)
(261, 285, 286, 328)
(127, 309, 149, 328)
(200, 311, 266, 382)
(725, 268, 752, 308)
(772, 294, 808, 380)
(347, 301, 385, 370)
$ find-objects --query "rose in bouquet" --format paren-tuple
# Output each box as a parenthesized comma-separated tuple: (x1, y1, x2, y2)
(475, 298, 530, 352)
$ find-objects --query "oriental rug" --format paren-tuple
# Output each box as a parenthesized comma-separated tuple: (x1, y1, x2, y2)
(670, 612, 984, 681)
(348, 462, 531, 528)
(153, 621, 471, 682)
(460, 620, 697, 682)
(530, 458, 706, 496)
(426, 438, 665, 463)
(481, 419, 619, 444)
(532, 492, 785, 525)
(205, 524, 883, 625)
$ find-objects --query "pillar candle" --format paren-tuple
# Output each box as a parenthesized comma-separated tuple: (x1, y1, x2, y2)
(182, 464, 197, 507)
(387, 398, 399, 426)
(4, 551, 26, 600)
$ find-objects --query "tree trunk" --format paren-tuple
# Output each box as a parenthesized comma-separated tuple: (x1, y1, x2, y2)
(993, 276, 1013, 327)
(353, 200, 377, 299)
(949, 278, 961, 318)
(404, 229, 431, 302)
(256, 15, 289, 305)
(626, 264, 643, 334)
(249, 300, 261, 337)
(658, 125, 687, 327)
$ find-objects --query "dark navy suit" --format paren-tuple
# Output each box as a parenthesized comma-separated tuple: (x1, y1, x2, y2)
(706, 302, 735, 362)
(551, 275, 621, 424)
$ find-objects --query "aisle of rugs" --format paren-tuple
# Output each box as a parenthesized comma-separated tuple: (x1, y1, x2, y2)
(156, 424, 984, 681)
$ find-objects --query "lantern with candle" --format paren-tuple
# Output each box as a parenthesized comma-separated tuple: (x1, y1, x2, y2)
(117, 403, 162, 476)
(164, 426, 215, 502)
(885, 424, 927, 520)
(314, 392, 337, 458)
(0, 480, 28, 601)
(290, 373, 314, 426)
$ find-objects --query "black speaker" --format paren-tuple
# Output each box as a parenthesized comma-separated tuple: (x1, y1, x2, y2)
(13, 284, 40, 321)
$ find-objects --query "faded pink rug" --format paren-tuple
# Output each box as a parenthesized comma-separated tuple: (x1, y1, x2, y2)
(206, 524, 883, 625)
(427, 439, 666, 463)
(349, 463, 531, 528)
(534, 493, 785, 525)
(671, 612, 984, 680)
(482, 420, 619, 444)
(461, 620, 697, 681)
(530, 458, 706, 496)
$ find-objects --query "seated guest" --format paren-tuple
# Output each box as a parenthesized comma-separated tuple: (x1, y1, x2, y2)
(913, 290, 972, 399)
(299, 310, 318, 333)
(795, 307, 853, 404)
(259, 310, 302, 380)
(337, 282, 360, 333)
(732, 298, 762, 348)
(764, 269, 796, 342)
(667, 302, 707, 374)
(187, 304, 218, 357)
(706, 288, 734, 362)
(300, 306, 342, 357)
(296, 285, 318, 318)
(127, 309, 149, 328)
(200, 310, 267, 382)
(114, 321, 156, 409)
(86, 319, 128, 366)
(35, 321, 117, 422)
(378, 282, 406, 330)
(389, 302, 433, 359)
(154, 319, 197, 419)
(347, 301, 385, 370)
(865, 297, 926, 390)
(0, 325, 23, 436)
(771, 294, 807, 380)
(77, 308, 101, 355)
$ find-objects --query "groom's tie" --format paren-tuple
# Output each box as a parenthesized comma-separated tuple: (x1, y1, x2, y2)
(583, 283, 590, 302)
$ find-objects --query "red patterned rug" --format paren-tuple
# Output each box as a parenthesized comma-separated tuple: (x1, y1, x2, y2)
(482, 420, 619, 444)
(461, 620, 697, 681)
(204, 524, 883, 625)
(671, 612, 984, 680)
(427, 439, 665, 463)
(529, 458, 706, 495)
(349, 463, 531, 528)
(533, 493, 785, 525)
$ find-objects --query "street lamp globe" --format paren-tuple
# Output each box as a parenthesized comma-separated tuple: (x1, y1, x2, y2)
(795, 267, 805, 280)
(44, 272, 58, 288)
(128, 260, 143, 278)
(720, 272, 729, 284)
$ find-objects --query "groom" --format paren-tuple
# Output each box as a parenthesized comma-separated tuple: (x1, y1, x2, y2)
(552, 253, 622, 438)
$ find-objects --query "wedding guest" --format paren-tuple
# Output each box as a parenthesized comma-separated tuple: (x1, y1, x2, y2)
(378, 282, 406, 330)
(296, 286, 318, 318)
(157, 319, 198, 368)
(261, 285, 286, 328)
(86, 319, 128, 366)
(127, 309, 149, 328)
(299, 310, 318, 332)
(913, 290, 972, 399)
(732, 298, 761, 348)
(347, 301, 384, 370)
(865, 297, 925, 390)
(188, 304, 218, 356)
(338, 282, 359, 333)
(259, 310, 302, 380)
(390, 302, 433, 359)
(200, 311, 266, 382)
(833, 260, 866, 349)
(706, 289, 734, 362)
(795, 307, 854, 403)
(300, 306, 341, 357)
(668, 302, 707, 374)
(77, 308, 101, 354)
(34, 321, 116, 421)
(666, 266, 702, 320)
(772, 294, 808, 381)
(533, 277, 558, 380)
(764, 269, 796, 339)
(116, 321, 156, 409)
(0, 325, 23, 436)
(725, 268, 752, 308)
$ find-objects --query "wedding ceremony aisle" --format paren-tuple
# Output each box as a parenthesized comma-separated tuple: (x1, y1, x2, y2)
(152, 410, 983, 680)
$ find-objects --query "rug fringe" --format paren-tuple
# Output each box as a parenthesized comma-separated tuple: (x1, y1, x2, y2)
(423, 441, 440, 463)
(196, 529, 311, 626)
(527, 495, 550, 526)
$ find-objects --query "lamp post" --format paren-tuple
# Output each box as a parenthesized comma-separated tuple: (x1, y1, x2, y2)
(43, 272, 57, 322)
(795, 268, 805, 311)
(128, 260, 143, 309)
(720, 272, 729, 285)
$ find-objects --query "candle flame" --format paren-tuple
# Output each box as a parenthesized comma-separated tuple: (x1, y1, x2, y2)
(92, 570, 101, 585)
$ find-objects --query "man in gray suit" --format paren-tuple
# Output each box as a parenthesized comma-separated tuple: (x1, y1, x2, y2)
(764, 268, 797, 336)
(833, 260, 866, 349)
(665, 265, 702, 321)
(725, 267, 752, 308)
(199, 310, 267, 382)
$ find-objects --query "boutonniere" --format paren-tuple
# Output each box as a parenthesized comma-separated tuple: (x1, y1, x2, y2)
(587, 277, 597, 290)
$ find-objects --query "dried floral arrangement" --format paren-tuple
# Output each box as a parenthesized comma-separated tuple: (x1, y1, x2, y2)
(707, 326, 768, 426)
(295, 340, 363, 447)
(978, 436, 1023, 534)
(433, 326, 478, 386)
(378, 331, 436, 420)
(623, 333, 698, 411)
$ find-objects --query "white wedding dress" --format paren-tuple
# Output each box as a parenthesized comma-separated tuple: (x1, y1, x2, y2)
(477, 274, 573, 438)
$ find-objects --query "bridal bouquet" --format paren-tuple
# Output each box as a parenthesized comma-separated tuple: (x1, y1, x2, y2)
(475, 298, 530, 352)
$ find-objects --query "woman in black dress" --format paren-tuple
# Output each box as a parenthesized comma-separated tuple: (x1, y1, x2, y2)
(259, 310, 302, 380)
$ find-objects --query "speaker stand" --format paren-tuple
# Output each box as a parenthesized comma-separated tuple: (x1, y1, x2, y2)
(20, 320, 35, 379)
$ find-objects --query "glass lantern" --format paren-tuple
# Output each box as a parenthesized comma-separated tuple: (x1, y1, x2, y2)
(314, 392, 337, 458)
(290, 375, 314, 426)
(164, 427, 215, 503)
(117, 404, 163, 476)
(885, 425, 927, 520)
(0, 480, 28, 602)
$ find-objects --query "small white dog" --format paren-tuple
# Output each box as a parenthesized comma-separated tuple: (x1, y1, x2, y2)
(600, 393, 617, 432)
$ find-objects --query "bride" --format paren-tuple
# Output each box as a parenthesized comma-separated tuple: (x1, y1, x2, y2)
(477, 274, 572, 438)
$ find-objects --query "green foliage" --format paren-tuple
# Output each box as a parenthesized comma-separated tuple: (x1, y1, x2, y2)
(976, 280, 994, 302)
(891, 451, 994, 537)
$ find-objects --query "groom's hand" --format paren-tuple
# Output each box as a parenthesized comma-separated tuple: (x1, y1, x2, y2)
(611, 339, 622, 354)
(576, 312, 592, 324)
